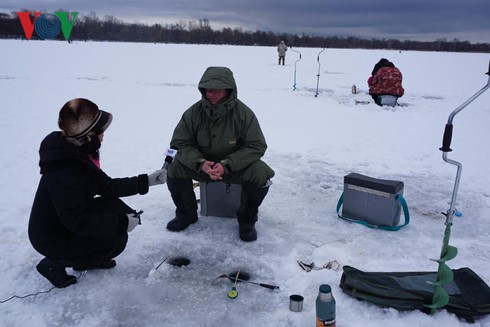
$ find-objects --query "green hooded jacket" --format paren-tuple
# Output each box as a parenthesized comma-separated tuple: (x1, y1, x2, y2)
(170, 67, 269, 175)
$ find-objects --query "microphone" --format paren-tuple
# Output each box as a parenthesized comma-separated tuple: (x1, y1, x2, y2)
(162, 147, 178, 169)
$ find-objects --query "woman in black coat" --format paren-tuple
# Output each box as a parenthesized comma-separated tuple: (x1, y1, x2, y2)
(29, 98, 167, 288)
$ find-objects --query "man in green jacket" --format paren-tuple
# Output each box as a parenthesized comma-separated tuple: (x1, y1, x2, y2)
(165, 66, 275, 241)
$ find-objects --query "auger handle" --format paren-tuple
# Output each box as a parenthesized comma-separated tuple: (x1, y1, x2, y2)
(259, 283, 279, 290)
(439, 124, 453, 152)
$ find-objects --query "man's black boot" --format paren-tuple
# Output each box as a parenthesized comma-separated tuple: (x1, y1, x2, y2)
(239, 222, 257, 242)
(167, 177, 198, 232)
(236, 182, 270, 242)
(166, 213, 198, 231)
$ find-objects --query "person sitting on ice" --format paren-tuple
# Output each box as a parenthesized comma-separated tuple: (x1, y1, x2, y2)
(367, 58, 404, 106)
(164, 66, 275, 242)
(28, 98, 167, 288)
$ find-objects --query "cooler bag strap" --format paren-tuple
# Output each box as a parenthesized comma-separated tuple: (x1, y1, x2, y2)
(336, 193, 410, 231)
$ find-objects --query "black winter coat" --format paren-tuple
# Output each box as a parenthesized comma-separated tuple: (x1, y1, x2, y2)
(28, 132, 148, 258)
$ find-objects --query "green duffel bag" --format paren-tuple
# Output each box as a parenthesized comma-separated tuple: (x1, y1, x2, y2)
(340, 265, 490, 322)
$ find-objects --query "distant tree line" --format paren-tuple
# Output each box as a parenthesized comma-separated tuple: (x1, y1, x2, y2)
(1, 11, 489, 53)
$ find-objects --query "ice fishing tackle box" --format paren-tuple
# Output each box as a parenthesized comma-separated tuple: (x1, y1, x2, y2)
(200, 182, 241, 218)
(336, 173, 409, 231)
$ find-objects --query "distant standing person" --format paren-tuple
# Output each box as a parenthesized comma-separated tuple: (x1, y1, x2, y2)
(367, 58, 404, 106)
(277, 40, 287, 65)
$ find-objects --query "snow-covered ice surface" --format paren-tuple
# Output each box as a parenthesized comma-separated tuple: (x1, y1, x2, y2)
(0, 40, 489, 326)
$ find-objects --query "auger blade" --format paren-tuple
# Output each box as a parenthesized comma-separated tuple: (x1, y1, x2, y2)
(427, 264, 454, 286)
(425, 286, 449, 310)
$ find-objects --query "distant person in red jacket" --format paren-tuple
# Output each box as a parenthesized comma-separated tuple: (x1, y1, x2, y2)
(368, 58, 404, 106)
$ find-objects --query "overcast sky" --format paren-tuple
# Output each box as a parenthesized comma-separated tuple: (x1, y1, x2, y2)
(2, 0, 489, 43)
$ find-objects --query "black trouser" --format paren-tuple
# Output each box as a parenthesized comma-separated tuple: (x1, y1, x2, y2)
(167, 177, 198, 219)
(167, 178, 269, 223)
(279, 56, 285, 65)
(236, 182, 270, 224)
(47, 198, 132, 267)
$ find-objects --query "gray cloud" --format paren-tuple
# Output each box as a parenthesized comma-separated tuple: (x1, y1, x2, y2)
(1, 0, 489, 42)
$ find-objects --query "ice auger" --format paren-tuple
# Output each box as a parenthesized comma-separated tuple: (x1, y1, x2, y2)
(290, 46, 301, 91)
(428, 61, 490, 314)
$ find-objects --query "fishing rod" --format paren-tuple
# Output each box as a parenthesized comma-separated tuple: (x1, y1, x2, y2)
(230, 277, 279, 290)
(227, 270, 240, 299)
(213, 273, 279, 290)
(148, 256, 190, 277)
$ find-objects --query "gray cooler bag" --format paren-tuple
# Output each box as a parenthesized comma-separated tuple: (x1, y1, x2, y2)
(336, 173, 409, 231)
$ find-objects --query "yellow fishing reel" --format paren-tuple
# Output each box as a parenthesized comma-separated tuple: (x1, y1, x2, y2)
(227, 287, 238, 299)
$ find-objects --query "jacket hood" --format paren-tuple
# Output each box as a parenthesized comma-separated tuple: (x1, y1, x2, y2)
(38, 131, 97, 174)
(198, 67, 237, 103)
